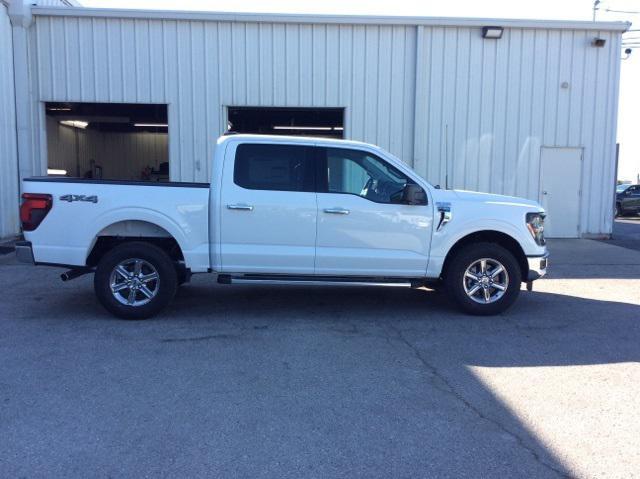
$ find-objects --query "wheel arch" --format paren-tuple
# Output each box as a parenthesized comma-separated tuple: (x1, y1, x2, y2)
(86, 220, 185, 267)
(441, 230, 529, 282)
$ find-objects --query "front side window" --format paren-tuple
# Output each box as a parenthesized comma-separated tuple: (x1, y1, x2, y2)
(324, 148, 413, 204)
(234, 144, 314, 192)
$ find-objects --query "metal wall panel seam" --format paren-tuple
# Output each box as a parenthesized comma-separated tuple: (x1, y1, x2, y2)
(599, 32, 616, 233)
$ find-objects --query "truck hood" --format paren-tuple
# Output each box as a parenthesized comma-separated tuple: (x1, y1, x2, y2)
(434, 189, 544, 211)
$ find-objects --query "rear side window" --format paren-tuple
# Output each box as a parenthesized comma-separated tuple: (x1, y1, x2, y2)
(234, 144, 315, 192)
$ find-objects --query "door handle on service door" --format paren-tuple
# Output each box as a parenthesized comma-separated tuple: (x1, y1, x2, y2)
(227, 204, 254, 211)
(323, 208, 350, 215)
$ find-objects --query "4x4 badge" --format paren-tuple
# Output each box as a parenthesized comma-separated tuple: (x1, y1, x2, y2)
(59, 194, 98, 203)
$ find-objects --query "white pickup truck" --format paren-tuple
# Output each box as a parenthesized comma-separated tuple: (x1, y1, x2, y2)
(16, 134, 548, 319)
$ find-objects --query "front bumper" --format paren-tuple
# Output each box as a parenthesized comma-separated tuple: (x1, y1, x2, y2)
(526, 252, 549, 281)
(15, 241, 34, 264)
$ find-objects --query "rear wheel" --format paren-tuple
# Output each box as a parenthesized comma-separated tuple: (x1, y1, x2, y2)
(94, 242, 177, 319)
(615, 202, 622, 218)
(444, 242, 521, 315)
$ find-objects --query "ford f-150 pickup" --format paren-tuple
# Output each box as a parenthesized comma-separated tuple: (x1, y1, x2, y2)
(16, 134, 548, 319)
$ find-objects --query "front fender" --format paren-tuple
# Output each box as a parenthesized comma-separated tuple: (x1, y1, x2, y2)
(426, 218, 536, 278)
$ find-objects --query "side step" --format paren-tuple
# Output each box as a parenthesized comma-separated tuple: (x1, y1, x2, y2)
(217, 274, 417, 288)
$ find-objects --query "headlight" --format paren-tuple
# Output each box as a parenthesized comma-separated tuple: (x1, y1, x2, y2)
(526, 212, 546, 246)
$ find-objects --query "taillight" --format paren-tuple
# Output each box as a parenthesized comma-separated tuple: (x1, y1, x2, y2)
(20, 193, 52, 231)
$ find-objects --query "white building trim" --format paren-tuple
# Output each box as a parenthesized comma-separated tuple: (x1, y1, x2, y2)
(32, 6, 630, 32)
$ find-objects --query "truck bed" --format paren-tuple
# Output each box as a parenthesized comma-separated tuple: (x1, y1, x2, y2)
(22, 177, 211, 272)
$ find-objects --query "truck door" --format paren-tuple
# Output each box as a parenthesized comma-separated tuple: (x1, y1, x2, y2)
(219, 142, 317, 274)
(314, 147, 433, 277)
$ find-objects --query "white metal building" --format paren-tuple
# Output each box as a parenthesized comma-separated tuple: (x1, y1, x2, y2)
(0, 0, 629, 239)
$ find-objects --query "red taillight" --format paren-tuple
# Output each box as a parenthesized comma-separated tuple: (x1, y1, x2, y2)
(20, 193, 52, 231)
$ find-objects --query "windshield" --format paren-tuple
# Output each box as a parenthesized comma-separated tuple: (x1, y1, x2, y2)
(617, 184, 631, 193)
(381, 150, 433, 187)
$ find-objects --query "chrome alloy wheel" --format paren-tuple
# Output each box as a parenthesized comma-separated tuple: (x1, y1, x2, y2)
(109, 258, 160, 306)
(463, 258, 509, 304)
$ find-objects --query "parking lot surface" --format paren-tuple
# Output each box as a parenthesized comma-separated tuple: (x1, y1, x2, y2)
(1, 236, 639, 478)
(604, 217, 640, 251)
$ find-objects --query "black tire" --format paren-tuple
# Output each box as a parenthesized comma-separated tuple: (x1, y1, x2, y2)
(615, 203, 622, 218)
(444, 242, 521, 316)
(94, 242, 177, 319)
(176, 267, 190, 286)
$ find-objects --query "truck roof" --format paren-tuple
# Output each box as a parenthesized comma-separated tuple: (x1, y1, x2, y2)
(217, 134, 380, 151)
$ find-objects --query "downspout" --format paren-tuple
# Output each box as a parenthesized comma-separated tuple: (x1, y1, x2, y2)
(8, 0, 35, 193)
(1, 0, 29, 237)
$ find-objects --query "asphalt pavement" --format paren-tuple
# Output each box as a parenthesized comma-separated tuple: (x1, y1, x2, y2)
(0, 238, 639, 478)
(603, 217, 640, 252)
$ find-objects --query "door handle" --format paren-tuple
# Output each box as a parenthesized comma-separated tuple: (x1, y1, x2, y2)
(227, 204, 254, 211)
(323, 208, 350, 215)
(542, 191, 548, 195)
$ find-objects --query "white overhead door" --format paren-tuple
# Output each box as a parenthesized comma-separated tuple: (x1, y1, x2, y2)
(540, 147, 583, 238)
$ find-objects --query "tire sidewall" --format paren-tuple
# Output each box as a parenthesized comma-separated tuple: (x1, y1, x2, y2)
(94, 242, 177, 319)
(445, 242, 522, 316)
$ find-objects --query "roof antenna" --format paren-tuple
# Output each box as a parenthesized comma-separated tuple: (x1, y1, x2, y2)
(444, 123, 450, 190)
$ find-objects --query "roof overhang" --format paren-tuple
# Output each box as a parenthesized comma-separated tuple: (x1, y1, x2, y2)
(31, 6, 631, 32)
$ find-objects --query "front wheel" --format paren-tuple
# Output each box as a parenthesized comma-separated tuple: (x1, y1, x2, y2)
(94, 242, 177, 319)
(444, 242, 521, 315)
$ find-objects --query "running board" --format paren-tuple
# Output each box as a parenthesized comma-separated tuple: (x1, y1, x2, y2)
(217, 274, 417, 288)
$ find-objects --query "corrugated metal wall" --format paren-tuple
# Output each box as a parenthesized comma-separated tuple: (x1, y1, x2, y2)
(0, 3, 19, 239)
(413, 26, 621, 236)
(34, 1, 77, 7)
(31, 17, 417, 183)
(24, 11, 623, 236)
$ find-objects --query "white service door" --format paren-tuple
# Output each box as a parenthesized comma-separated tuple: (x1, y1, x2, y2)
(315, 147, 432, 277)
(219, 143, 317, 274)
(540, 147, 582, 238)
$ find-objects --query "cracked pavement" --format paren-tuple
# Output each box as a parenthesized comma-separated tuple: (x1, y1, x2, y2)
(1, 236, 639, 478)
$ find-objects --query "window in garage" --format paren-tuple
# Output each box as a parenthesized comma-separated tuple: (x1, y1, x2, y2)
(227, 107, 344, 138)
(45, 102, 168, 181)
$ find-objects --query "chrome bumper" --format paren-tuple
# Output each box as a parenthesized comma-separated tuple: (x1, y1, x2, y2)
(15, 241, 35, 264)
(526, 253, 549, 281)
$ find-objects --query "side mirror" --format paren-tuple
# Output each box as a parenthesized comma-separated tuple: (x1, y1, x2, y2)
(402, 183, 427, 205)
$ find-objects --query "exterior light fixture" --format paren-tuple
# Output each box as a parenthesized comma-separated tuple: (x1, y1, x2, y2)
(592, 37, 606, 47)
(59, 120, 88, 129)
(47, 168, 67, 176)
(482, 26, 503, 39)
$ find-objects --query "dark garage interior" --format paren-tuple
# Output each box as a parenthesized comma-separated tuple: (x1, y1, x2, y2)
(45, 102, 168, 181)
(227, 107, 344, 138)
